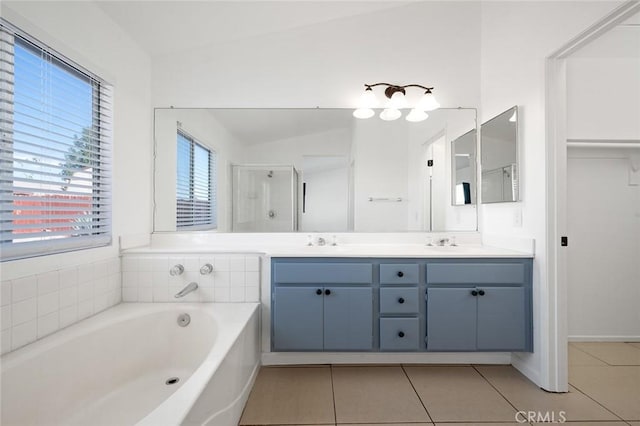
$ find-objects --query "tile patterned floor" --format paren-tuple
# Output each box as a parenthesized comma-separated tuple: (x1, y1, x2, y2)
(239, 342, 640, 425)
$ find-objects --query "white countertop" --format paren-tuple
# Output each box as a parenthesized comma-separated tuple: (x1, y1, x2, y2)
(123, 243, 533, 258)
(266, 244, 533, 258)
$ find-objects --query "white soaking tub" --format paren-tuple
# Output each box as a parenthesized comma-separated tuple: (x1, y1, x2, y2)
(1, 303, 261, 426)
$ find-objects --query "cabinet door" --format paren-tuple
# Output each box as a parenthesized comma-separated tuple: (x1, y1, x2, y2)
(323, 287, 373, 351)
(273, 287, 323, 351)
(427, 288, 477, 351)
(477, 287, 526, 351)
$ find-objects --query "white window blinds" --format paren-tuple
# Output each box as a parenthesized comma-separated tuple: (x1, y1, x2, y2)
(0, 20, 113, 261)
(176, 130, 216, 229)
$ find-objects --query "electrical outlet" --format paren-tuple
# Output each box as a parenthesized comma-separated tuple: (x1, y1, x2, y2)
(513, 208, 522, 227)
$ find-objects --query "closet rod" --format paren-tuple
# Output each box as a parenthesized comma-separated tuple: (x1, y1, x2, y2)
(567, 139, 640, 149)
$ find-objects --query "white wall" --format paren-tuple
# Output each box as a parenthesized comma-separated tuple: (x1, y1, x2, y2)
(1, 1, 152, 352)
(151, 2, 481, 109)
(479, 0, 623, 389)
(154, 109, 244, 232)
(149, 1, 482, 235)
(567, 58, 640, 140)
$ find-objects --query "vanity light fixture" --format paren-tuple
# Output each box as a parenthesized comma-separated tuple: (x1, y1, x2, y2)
(353, 83, 440, 122)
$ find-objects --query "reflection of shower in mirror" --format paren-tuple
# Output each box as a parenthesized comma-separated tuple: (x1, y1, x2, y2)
(231, 165, 298, 232)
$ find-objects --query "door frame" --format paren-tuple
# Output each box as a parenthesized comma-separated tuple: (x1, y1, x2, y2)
(545, 0, 640, 392)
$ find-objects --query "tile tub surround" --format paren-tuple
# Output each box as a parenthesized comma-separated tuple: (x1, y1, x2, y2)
(1, 257, 121, 355)
(121, 253, 260, 303)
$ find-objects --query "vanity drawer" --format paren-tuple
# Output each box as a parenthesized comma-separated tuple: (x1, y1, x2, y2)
(380, 318, 420, 351)
(379, 263, 420, 284)
(380, 287, 420, 314)
(426, 263, 525, 284)
(273, 262, 372, 284)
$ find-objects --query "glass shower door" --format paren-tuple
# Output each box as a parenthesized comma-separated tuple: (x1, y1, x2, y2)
(232, 165, 298, 232)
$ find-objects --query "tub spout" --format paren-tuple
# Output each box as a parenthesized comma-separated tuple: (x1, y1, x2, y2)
(174, 282, 198, 298)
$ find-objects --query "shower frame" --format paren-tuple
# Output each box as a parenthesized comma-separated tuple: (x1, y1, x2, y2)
(230, 164, 299, 232)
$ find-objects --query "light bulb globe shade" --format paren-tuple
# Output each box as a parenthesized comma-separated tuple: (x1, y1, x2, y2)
(353, 108, 375, 119)
(389, 91, 408, 109)
(358, 88, 377, 109)
(380, 108, 401, 121)
(406, 108, 428, 122)
(417, 91, 440, 112)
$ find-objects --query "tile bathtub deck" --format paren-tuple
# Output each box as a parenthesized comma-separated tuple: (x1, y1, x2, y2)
(239, 342, 640, 425)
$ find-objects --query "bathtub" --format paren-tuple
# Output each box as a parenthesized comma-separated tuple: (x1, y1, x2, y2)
(1, 303, 261, 426)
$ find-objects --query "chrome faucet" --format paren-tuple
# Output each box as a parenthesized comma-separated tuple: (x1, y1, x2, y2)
(317, 237, 326, 246)
(174, 282, 198, 298)
(437, 237, 450, 247)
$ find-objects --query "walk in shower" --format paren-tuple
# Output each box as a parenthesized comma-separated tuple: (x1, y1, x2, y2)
(231, 165, 298, 232)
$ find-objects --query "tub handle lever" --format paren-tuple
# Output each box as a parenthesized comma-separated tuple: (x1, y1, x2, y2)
(200, 263, 214, 275)
(169, 264, 184, 276)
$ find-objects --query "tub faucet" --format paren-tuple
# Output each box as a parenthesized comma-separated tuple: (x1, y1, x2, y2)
(317, 237, 326, 246)
(175, 282, 198, 298)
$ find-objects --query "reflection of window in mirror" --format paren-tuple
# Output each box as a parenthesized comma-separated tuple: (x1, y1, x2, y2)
(176, 130, 217, 230)
(481, 106, 519, 203)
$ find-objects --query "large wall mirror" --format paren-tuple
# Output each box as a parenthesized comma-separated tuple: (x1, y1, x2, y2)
(481, 106, 519, 203)
(154, 108, 478, 233)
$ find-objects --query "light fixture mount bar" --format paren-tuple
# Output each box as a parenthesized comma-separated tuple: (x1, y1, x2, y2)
(365, 83, 434, 99)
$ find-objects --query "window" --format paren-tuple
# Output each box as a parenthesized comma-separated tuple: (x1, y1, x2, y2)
(176, 130, 216, 229)
(0, 20, 112, 261)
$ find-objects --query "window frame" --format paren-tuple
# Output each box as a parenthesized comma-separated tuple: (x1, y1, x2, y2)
(0, 19, 113, 261)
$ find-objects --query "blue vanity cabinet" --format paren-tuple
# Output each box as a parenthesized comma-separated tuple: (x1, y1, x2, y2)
(272, 257, 533, 353)
(476, 286, 526, 350)
(273, 286, 324, 350)
(378, 261, 423, 351)
(426, 288, 477, 351)
(271, 260, 374, 351)
(323, 286, 373, 350)
(426, 260, 533, 352)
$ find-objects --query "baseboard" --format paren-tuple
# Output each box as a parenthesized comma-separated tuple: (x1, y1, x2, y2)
(262, 352, 512, 365)
(568, 335, 640, 342)
(511, 353, 542, 390)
